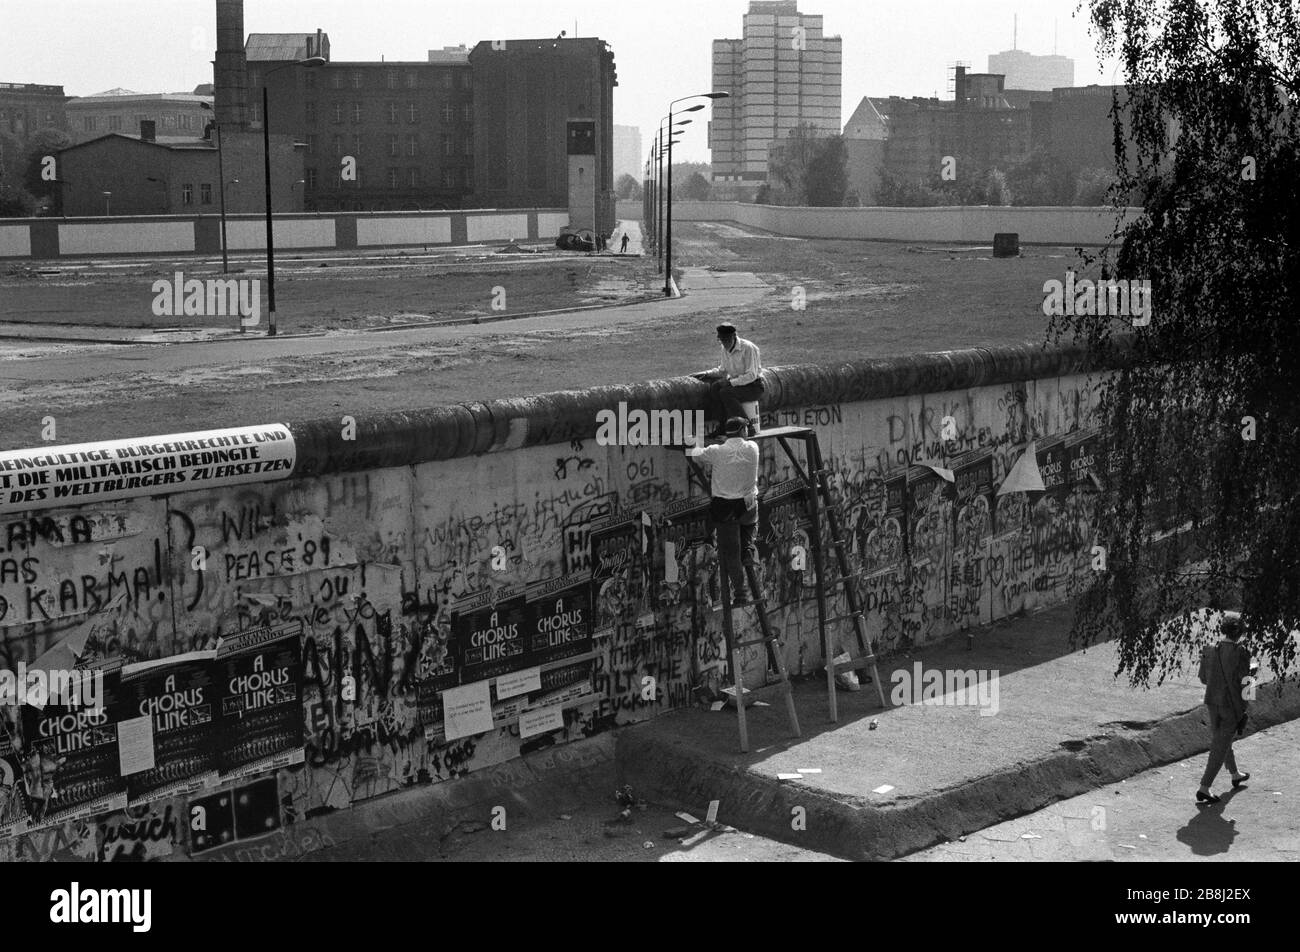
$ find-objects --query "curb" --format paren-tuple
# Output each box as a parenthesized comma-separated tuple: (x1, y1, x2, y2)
(614, 677, 1300, 862)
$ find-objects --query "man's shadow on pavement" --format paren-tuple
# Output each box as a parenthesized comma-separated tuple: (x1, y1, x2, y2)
(1176, 788, 1244, 856)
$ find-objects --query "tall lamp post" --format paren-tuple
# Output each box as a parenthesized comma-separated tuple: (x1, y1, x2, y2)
(263, 56, 325, 336)
(657, 117, 691, 273)
(102, 191, 112, 216)
(663, 92, 729, 297)
(200, 100, 231, 274)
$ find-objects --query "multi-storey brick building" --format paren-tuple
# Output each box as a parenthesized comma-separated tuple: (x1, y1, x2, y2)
(469, 38, 617, 235)
(710, 1, 842, 200)
(249, 33, 475, 211)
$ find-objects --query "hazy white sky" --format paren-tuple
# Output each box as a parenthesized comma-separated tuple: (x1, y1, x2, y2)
(1, 0, 1118, 162)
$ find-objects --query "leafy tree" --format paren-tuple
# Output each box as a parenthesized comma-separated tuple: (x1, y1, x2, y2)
(1071, 166, 1119, 206)
(1003, 148, 1077, 205)
(984, 168, 1011, 206)
(615, 173, 642, 201)
(872, 167, 947, 206)
(0, 188, 35, 218)
(670, 161, 711, 184)
(678, 171, 711, 201)
(1056, 0, 1300, 684)
(769, 123, 849, 206)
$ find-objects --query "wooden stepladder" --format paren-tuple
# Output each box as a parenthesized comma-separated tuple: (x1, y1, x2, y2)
(689, 426, 887, 734)
(715, 534, 801, 753)
(790, 428, 889, 722)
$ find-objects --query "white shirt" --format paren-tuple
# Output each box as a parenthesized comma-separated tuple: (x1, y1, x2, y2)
(688, 438, 759, 500)
(714, 337, 761, 387)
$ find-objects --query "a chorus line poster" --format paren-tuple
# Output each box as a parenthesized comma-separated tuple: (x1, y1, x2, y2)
(454, 586, 529, 683)
(217, 621, 305, 782)
(119, 650, 220, 806)
(19, 659, 127, 831)
(525, 574, 593, 667)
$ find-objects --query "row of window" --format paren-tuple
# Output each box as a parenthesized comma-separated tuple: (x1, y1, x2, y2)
(303, 102, 473, 124)
(303, 167, 467, 188)
(0, 109, 59, 123)
(169, 183, 215, 205)
(81, 114, 201, 132)
(303, 133, 473, 157)
(250, 69, 471, 92)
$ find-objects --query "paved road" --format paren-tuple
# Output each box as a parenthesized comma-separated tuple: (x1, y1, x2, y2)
(905, 718, 1300, 861)
(0, 264, 769, 387)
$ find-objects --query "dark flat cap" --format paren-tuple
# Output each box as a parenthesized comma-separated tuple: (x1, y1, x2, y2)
(716, 323, 738, 337)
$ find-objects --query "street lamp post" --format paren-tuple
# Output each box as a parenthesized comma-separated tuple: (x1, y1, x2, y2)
(200, 100, 231, 274)
(102, 191, 112, 216)
(663, 92, 729, 297)
(656, 116, 691, 274)
(263, 56, 325, 337)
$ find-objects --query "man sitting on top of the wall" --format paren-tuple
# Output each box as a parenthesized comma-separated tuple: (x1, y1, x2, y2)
(694, 323, 764, 437)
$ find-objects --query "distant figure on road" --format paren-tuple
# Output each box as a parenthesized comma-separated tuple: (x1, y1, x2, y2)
(687, 416, 760, 606)
(1196, 613, 1254, 803)
(696, 323, 764, 436)
(620, 233, 630, 254)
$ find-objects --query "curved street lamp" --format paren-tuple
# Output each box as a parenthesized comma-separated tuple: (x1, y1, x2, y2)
(263, 56, 326, 336)
(654, 116, 692, 272)
(663, 93, 729, 296)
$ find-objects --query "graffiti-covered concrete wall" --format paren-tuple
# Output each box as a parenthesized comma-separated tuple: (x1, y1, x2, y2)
(0, 338, 1129, 861)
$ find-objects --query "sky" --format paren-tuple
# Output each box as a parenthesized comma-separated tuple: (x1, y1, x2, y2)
(1, 0, 1119, 163)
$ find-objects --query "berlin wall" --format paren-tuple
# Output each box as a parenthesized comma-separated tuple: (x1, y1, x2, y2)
(0, 337, 1128, 861)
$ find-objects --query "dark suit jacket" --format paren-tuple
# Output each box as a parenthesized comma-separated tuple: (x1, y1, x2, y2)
(1204, 639, 1252, 717)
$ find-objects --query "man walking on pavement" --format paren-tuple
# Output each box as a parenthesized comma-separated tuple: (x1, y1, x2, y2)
(687, 416, 760, 606)
(620, 232, 630, 254)
(1196, 613, 1254, 803)
(696, 323, 764, 436)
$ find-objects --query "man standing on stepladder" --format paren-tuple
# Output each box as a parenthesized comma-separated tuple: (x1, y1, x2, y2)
(696, 323, 764, 437)
(687, 416, 760, 606)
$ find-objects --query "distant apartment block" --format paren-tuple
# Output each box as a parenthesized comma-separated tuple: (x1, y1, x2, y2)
(65, 89, 214, 144)
(711, 0, 842, 199)
(0, 82, 69, 145)
(987, 49, 1074, 91)
(612, 124, 642, 183)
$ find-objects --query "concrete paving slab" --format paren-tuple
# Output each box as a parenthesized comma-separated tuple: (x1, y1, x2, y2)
(616, 601, 1300, 861)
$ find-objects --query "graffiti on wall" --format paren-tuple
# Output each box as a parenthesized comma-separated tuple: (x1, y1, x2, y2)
(1, 373, 1108, 859)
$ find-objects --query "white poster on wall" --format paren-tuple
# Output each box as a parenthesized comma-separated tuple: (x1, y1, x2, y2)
(442, 680, 495, 742)
(0, 424, 297, 517)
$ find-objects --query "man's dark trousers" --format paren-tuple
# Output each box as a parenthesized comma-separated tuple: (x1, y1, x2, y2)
(710, 497, 758, 600)
(710, 378, 765, 426)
